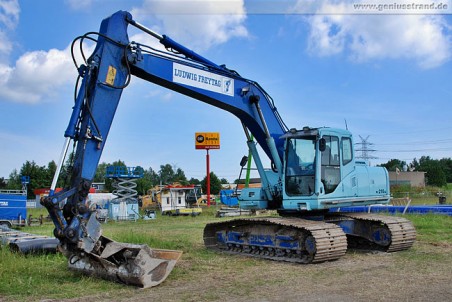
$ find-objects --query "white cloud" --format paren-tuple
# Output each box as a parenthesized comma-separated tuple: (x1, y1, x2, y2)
(0, 31, 12, 55)
(0, 0, 19, 57)
(0, 1, 249, 104)
(0, 0, 19, 29)
(130, 0, 248, 51)
(0, 46, 75, 104)
(304, 1, 452, 68)
(64, 0, 93, 10)
(145, 88, 174, 102)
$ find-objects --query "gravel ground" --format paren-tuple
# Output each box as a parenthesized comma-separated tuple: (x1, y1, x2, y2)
(37, 240, 452, 302)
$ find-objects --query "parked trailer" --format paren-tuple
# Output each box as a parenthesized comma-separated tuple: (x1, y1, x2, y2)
(160, 185, 202, 216)
(0, 190, 27, 228)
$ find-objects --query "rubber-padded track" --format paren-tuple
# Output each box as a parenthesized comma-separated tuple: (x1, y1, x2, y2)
(338, 213, 416, 252)
(204, 217, 347, 263)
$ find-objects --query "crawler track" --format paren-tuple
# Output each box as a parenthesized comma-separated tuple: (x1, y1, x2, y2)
(335, 213, 416, 252)
(204, 217, 347, 264)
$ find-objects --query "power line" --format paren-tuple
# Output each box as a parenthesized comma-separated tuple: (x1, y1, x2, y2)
(355, 135, 377, 161)
(377, 138, 452, 146)
(362, 126, 452, 137)
(376, 148, 451, 152)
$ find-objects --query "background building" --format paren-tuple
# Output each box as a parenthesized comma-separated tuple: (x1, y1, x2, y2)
(388, 171, 426, 187)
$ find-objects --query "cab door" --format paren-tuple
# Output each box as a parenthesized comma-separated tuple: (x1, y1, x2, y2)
(320, 136, 341, 194)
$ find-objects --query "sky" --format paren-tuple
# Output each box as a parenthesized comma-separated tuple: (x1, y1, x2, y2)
(0, 0, 451, 182)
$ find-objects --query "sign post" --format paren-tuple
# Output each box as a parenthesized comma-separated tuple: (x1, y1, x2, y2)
(206, 149, 210, 206)
(195, 132, 220, 207)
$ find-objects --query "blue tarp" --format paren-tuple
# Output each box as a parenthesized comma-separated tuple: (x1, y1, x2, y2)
(219, 190, 239, 206)
(333, 205, 452, 216)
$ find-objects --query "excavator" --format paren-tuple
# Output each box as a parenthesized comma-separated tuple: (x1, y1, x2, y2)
(41, 11, 416, 288)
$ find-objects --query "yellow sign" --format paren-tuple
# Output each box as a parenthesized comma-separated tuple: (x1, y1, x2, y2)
(105, 65, 117, 86)
(195, 132, 220, 150)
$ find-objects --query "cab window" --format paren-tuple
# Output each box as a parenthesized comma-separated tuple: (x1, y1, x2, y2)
(342, 137, 353, 165)
(321, 136, 340, 194)
(285, 137, 316, 196)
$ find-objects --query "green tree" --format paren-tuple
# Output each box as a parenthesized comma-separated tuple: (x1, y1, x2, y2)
(220, 178, 229, 184)
(139, 166, 160, 194)
(94, 162, 109, 183)
(201, 171, 222, 195)
(148, 167, 160, 185)
(411, 158, 420, 171)
(439, 158, 452, 183)
(55, 152, 75, 188)
(135, 166, 156, 195)
(6, 169, 21, 190)
(16, 161, 50, 198)
(188, 177, 201, 185)
(0, 177, 7, 189)
(417, 156, 447, 187)
(174, 167, 188, 185)
(379, 159, 406, 172)
(46, 161, 57, 184)
(158, 164, 175, 185)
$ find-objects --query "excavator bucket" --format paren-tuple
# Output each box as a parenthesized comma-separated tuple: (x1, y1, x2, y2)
(60, 237, 182, 288)
(57, 214, 182, 288)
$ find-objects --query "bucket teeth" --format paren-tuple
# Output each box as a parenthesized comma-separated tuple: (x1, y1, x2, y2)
(62, 236, 182, 288)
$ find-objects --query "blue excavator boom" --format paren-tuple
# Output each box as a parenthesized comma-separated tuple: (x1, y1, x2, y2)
(42, 11, 415, 288)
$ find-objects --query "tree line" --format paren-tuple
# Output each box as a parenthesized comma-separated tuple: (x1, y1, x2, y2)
(3, 155, 450, 199)
(379, 156, 452, 187)
(1, 159, 229, 199)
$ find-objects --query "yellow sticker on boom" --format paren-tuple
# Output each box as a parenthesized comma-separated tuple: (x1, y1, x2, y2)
(106, 66, 117, 86)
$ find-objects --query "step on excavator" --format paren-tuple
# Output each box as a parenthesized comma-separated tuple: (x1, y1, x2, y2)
(42, 11, 415, 288)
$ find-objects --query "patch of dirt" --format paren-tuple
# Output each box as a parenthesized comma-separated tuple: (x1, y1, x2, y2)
(44, 242, 452, 302)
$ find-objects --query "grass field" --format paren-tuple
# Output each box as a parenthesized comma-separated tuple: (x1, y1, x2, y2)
(1, 203, 451, 302)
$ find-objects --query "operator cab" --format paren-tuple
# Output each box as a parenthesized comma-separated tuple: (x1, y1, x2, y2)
(280, 127, 355, 211)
